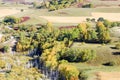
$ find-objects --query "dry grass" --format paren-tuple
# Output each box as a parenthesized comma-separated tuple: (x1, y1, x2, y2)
(39, 12, 120, 23)
(72, 42, 120, 65)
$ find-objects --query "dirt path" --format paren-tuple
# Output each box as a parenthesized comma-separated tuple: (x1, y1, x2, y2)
(0, 9, 20, 18)
(96, 72, 120, 80)
(39, 16, 93, 23)
(40, 12, 120, 23)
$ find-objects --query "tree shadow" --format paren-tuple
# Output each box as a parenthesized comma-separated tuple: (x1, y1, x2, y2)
(112, 52, 120, 55)
(110, 47, 117, 49)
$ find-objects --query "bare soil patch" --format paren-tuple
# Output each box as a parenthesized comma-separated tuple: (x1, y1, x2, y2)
(96, 72, 120, 80)
(92, 12, 120, 21)
(0, 9, 20, 18)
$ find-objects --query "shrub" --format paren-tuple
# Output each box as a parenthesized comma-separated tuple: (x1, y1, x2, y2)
(115, 43, 120, 49)
(49, 5, 56, 11)
(79, 71, 88, 80)
(58, 63, 79, 80)
(64, 3, 70, 8)
(86, 18, 91, 22)
(82, 3, 94, 8)
(111, 22, 118, 27)
(21, 9, 24, 12)
(3, 46, 10, 53)
(103, 19, 111, 27)
(59, 48, 96, 62)
(97, 17, 104, 22)
(57, 4, 64, 9)
(91, 18, 96, 22)
(3, 16, 21, 24)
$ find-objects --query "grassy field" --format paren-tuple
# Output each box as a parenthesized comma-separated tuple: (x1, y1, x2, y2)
(71, 42, 120, 80)
(69, 62, 120, 80)
(72, 42, 120, 65)
(7, 7, 119, 26)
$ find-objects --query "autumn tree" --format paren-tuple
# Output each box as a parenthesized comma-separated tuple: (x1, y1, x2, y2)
(58, 63, 79, 80)
(96, 21, 111, 43)
(46, 22, 54, 32)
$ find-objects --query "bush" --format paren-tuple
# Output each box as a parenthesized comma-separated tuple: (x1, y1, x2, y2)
(82, 3, 94, 8)
(59, 48, 96, 62)
(111, 22, 120, 27)
(58, 63, 79, 80)
(79, 71, 88, 80)
(97, 17, 104, 22)
(3, 46, 10, 53)
(115, 43, 120, 49)
(86, 18, 91, 22)
(21, 9, 24, 12)
(64, 3, 70, 8)
(49, 5, 56, 11)
(3, 16, 21, 24)
(91, 18, 96, 22)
